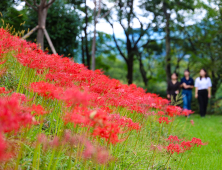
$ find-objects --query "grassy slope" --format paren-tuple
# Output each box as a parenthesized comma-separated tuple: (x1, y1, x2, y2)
(176, 115, 222, 170)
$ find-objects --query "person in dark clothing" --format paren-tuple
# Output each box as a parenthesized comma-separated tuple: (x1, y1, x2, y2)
(195, 69, 212, 117)
(180, 69, 194, 110)
(167, 73, 180, 103)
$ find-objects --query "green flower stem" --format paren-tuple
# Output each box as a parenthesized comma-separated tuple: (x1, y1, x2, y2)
(182, 146, 195, 170)
(176, 152, 184, 170)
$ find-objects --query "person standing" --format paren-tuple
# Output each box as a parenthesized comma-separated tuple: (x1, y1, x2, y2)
(180, 69, 194, 110)
(167, 72, 180, 104)
(195, 69, 212, 117)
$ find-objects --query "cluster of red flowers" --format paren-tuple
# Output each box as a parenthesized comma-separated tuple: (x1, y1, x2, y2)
(0, 29, 173, 114)
(0, 28, 201, 165)
(37, 131, 113, 165)
(166, 106, 194, 117)
(158, 117, 170, 124)
(64, 107, 141, 144)
(166, 135, 206, 154)
(0, 89, 49, 161)
(0, 94, 33, 133)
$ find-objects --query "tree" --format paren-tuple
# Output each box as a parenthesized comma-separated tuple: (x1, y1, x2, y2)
(23, 0, 56, 51)
(106, 0, 156, 84)
(141, 0, 194, 82)
(23, 0, 80, 57)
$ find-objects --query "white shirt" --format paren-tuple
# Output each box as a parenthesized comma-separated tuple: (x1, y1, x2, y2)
(195, 77, 212, 90)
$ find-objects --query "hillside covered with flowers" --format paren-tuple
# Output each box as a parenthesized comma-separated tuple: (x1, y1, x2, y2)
(0, 28, 206, 169)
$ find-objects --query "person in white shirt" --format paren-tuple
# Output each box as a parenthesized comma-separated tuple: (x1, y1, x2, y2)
(194, 69, 212, 117)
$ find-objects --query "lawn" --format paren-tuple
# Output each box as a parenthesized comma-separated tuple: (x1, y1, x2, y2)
(176, 115, 222, 170)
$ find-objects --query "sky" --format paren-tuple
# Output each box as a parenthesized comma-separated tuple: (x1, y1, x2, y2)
(15, 0, 215, 39)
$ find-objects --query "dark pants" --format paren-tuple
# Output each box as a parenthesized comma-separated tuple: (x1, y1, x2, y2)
(198, 89, 208, 117)
(182, 89, 192, 110)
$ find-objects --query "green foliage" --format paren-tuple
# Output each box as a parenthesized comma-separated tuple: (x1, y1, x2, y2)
(24, 0, 81, 58)
(0, 4, 27, 32)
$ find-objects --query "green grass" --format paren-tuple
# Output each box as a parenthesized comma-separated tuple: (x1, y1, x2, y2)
(175, 115, 222, 170)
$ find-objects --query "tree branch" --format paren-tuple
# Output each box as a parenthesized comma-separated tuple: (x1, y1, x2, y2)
(100, 0, 119, 19)
(44, 0, 55, 9)
(107, 20, 127, 62)
(133, 14, 155, 48)
(34, 0, 39, 7)
(24, 0, 38, 11)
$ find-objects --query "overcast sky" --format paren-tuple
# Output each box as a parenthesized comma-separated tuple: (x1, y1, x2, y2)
(15, 0, 215, 39)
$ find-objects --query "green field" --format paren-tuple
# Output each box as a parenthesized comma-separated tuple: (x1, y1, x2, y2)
(174, 115, 222, 170)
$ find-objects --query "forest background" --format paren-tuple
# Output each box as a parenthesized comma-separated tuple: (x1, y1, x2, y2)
(1, 0, 222, 114)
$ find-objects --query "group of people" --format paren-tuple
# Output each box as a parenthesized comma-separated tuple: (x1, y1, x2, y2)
(167, 69, 212, 117)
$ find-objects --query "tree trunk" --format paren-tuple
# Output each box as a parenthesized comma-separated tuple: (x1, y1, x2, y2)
(138, 57, 148, 86)
(91, 3, 97, 71)
(84, 0, 91, 69)
(211, 71, 219, 97)
(163, 2, 171, 82)
(37, 3, 48, 50)
(81, 37, 85, 65)
(127, 54, 133, 84)
(91, 20, 96, 71)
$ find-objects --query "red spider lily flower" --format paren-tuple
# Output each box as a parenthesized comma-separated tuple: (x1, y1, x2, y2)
(108, 114, 141, 131)
(191, 137, 206, 147)
(92, 123, 120, 144)
(0, 94, 33, 133)
(64, 106, 90, 126)
(166, 143, 182, 154)
(182, 109, 194, 116)
(82, 141, 96, 159)
(10, 93, 28, 103)
(157, 111, 165, 116)
(166, 106, 182, 117)
(30, 82, 63, 100)
(56, 86, 91, 107)
(30, 104, 47, 116)
(190, 120, 194, 126)
(0, 133, 10, 161)
(158, 117, 170, 124)
(0, 60, 6, 65)
(180, 141, 192, 151)
(166, 135, 181, 143)
(95, 147, 113, 165)
(0, 87, 9, 94)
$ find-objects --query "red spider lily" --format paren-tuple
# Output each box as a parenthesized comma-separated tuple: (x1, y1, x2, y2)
(180, 141, 192, 151)
(166, 135, 181, 143)
(182, 109, 194, 116)
(30, 82, 63, 100)
(37, 132, 113, 165)
(166, 143, 182, 154)
(0, 133, 10, 161)
(0, 94, 33, 133)
(55, 86, 91, 107)
(158, 117, 170, 124)
(30, 104, 47, 116)
(166, 106, 182, 117)
(108, 114, 141, 131)
(157, 111, 165, 116)
(0, 87, 9, 94)
(191, 137, 206, 147)
(64, 107, 121, 144)
(190, 120, 194, 125)
(10, 93, 28, 103)
(0, 28, 174, 114)
(92, 123, 120, 144)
